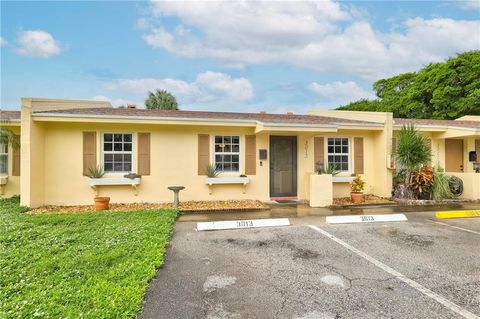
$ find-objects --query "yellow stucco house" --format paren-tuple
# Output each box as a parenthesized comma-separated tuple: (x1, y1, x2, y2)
(1, 98, 479, 208)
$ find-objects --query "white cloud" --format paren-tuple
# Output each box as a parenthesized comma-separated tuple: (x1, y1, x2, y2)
(15, 30, 63, 58)
(141, 1, 480, 80)
(104, 71, 253, 107)
(457, 1, 480, 9)
(91, 95, 133, 107)
(0, 37, 6, 46)
(308, 81, 374, 105)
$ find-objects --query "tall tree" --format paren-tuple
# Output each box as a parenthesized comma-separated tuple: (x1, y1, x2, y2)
(337, 51, 480, 119)
(0, 120, 19, 148)
(145, 90, 179, 110)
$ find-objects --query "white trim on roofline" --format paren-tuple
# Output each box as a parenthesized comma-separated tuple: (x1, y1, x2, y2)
(31, 112, 384, 128)
(393, 123, 480, 132)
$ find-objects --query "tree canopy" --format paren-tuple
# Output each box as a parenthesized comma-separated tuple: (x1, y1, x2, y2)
(337, 51, 480, 119)
(145, 89, 179, 110)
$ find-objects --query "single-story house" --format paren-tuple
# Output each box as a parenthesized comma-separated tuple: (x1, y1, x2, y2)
(0, 98, 479, 208)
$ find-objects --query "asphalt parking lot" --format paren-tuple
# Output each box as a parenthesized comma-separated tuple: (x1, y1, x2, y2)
(139, 211, 480, 319)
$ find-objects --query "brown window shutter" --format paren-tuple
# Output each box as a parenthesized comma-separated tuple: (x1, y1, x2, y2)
(354, 137, 364, 174)
(314, 137, 324, 171)
(137, 133, 151, 176)
(245, 135, 256, 175)
(198, 134, 210, 175)
(12, 135, 20, 176)
(83, 132, 96, 176)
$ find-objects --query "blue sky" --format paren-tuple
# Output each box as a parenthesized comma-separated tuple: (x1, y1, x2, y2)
(1, 0, 479, 113)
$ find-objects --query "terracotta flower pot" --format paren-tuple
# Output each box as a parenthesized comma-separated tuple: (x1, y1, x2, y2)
(94, 196, 110, 211)
(350, 192, 364, 204)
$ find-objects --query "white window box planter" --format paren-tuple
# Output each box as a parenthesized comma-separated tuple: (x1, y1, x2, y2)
(332, 176, 355, 183)
(88, 177, 141, 196)
(204, 177, 250, 194)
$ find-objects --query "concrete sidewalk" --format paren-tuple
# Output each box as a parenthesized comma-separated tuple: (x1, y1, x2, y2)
(178, 201, 480, 222)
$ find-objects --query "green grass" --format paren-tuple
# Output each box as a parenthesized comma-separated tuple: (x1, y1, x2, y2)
(0, 196, 177, 319)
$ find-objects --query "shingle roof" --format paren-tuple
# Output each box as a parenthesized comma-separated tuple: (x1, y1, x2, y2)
(1, 110, 21, 121)
(34, 107, 381, 126)
(394, 118, 480, 129)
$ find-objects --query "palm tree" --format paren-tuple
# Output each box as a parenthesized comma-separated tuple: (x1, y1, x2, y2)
(396, 124, 430, 184)
(0, 119, 19, 148)
(145, 90, 178, 110)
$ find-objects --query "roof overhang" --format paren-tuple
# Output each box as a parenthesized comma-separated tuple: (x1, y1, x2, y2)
(394, 124, 480, 135)
(32, 112, 384, 132)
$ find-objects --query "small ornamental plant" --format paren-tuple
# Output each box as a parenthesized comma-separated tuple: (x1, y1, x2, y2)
(206, 163, 220, 178)
(350, 175, 366, 193)
(350, 175, 366, 204)
(88, 165, 105, 178)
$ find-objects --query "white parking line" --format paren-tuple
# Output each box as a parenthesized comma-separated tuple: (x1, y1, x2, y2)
(430, 220, 480, 236)
(308, 225, 480, 319)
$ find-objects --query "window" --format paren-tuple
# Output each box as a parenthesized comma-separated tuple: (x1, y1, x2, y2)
(327, 138, 349, 171)
(214, 136, 240, 172)
(103, 133, 132, 173)
(0, 143, 7, 175)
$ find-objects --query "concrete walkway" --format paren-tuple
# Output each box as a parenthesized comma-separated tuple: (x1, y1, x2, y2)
(178, 202, 480, 222)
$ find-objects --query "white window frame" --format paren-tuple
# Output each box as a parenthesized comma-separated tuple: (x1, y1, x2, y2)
(213, 135, 241, 173)
(102, 132, 134, 174)
(326, 137, 351, 173)
(0, 143, 8, 175)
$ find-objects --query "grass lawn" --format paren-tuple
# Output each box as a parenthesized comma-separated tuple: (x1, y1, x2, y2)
(0, 196, 177, 319)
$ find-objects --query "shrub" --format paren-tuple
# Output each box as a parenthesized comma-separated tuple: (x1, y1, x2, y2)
(431, 167, 452, 200)
(410, 166, 434, 199)
(350, 175, 366, 193)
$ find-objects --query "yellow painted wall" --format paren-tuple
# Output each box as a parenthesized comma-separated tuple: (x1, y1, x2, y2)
(41, 122, 273, 206)
(0, 125, 21, 198)
(32, 121, 393, 206)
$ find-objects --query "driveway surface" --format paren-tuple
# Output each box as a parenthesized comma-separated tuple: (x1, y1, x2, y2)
(139, 211, 480, 319)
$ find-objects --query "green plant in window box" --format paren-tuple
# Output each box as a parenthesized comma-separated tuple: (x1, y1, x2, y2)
(206, 163, 220, 178)
(240, 174, 247, 178)
(324, 164, 340, 176)
(88, 165, 105, 179)
(350, 175, 366, 203)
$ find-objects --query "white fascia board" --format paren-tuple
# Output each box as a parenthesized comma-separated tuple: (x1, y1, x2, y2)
(393, 124, 479, 133)
(32, 112, 383, 130)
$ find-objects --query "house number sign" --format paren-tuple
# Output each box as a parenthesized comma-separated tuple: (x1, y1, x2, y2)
(326, 214, 408, 224)
(197, 218, 290, 231)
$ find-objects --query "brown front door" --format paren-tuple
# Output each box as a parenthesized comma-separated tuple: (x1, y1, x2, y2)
(445, 139, 464, 172)
(270, 136, 297, 197)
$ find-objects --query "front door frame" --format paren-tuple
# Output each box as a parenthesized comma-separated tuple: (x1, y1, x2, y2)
(445, 138, 464, 172)
(269, 135, 297, 197)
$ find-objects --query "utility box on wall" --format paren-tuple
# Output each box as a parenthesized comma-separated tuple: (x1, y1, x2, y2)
(259, 149, 267, 160)
(469, 151, 477, 162)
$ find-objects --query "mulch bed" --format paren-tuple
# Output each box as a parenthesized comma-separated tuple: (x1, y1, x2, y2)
(27, 200, 268, 214)
(332, 194, 395, 207)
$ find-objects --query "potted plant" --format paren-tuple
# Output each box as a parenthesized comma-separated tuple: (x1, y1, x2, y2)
(206, 163, 220, 178)
(88, 165, 110, 211)
(350, 175, 366, 203)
